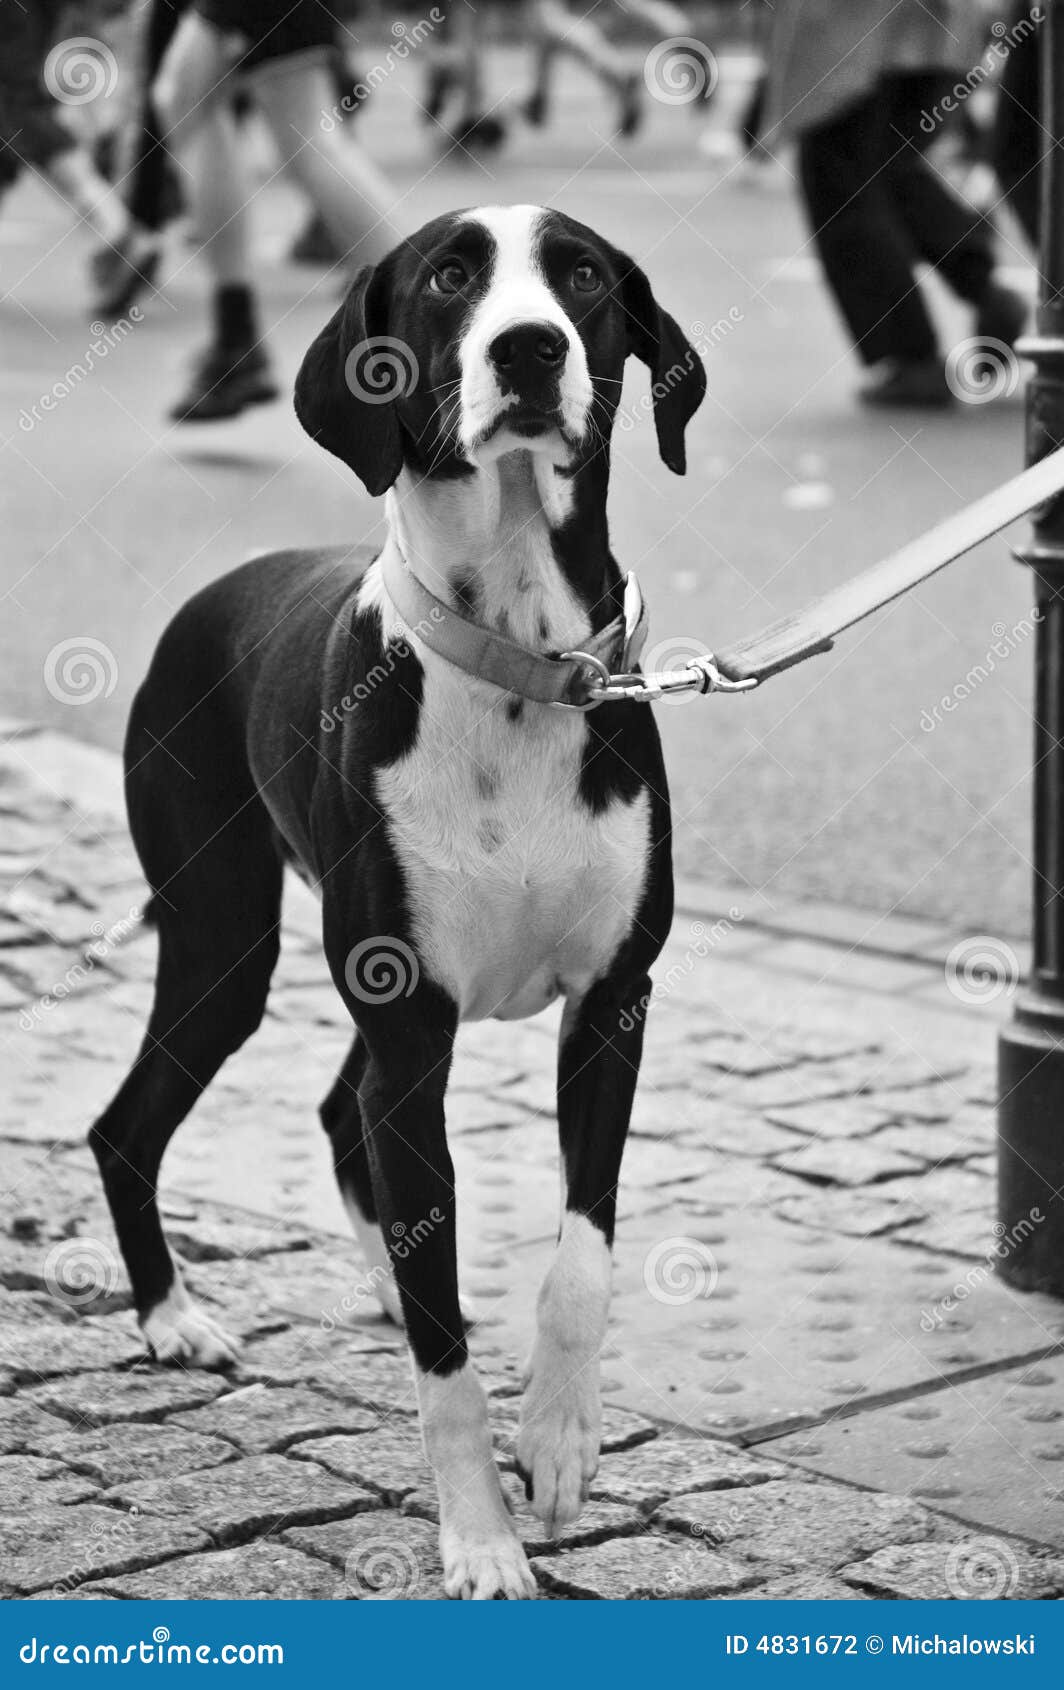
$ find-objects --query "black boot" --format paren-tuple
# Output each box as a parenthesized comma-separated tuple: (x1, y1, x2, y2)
(170, 284, 277, 422)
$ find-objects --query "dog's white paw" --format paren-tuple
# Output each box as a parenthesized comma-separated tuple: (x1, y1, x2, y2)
(441, 1526, 538, 1600)
(142, 1297, 241, 1369)
(517, 1369, 601, 1532)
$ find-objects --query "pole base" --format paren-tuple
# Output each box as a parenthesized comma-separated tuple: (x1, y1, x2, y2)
(997, 999, 1064, 1296)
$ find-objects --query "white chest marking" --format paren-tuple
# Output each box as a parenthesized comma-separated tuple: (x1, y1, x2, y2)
(358, 550, 650, 1022)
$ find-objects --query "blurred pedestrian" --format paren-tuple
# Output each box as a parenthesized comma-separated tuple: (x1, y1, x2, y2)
(992, 0, 1042, 249)
(762, 0, 1028, 407)
(150, 0, 399, 421)
(0, 1, 159, 316)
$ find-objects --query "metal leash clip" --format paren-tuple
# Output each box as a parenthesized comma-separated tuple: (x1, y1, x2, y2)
(562, 652, 759, 709)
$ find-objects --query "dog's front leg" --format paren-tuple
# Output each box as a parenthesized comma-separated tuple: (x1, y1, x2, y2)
(518, 974, 650, 1532)
(350, 988, 536, 1601)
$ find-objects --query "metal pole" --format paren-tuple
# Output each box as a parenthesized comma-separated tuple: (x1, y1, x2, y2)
(998, 0, 1064, 1293)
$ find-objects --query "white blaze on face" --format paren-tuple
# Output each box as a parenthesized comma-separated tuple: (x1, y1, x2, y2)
(457, 205, 593, 462)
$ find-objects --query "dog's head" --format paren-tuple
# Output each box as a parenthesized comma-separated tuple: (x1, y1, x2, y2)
(295, 205, 706, 496)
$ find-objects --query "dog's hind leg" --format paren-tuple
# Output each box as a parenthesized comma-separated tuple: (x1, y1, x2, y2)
(320, 1034, 404, 1325)
(517, 973, 650, 1531)
(90, 707, 283, 1368)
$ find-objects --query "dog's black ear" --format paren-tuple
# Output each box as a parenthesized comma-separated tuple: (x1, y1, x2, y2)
(294, 262, 404, 497)
(615, 253, 706, 475)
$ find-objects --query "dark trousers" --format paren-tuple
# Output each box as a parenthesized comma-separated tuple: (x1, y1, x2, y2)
(126, 0, 191, 232)
(993, 5, 1040, 249)
(798, 73, 996, 366)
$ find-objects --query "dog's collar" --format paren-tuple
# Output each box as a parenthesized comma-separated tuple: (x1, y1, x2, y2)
(380, 546, 648, 709)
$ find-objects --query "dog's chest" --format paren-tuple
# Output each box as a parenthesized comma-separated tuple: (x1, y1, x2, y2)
(376, 688, 650, 1022)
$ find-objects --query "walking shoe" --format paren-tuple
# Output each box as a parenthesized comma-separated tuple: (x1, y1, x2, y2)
(522, 87, 548, 128)
(857, 358, 952, 409)
(618, 72, 643, 139)
(169, 341, 279, 423)
(89, 230, 161, 319)
(451, 113, 507, 152)
(974, 281, 1028, 350)
(289, 212, 343, 266)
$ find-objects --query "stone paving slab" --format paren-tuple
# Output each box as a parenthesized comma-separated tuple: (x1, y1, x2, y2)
(105, 1453, 382, 1543)
(838, 1539, 1064, 1600)
(770, 1354, 1064, 1550)
(0, 1505, 209, 1597)
(171, 1383, 380, 1454)
(2, 724, 1062, 1598)
(485, 1209, 1064, 1439)
(531, 1536, 758, 1599)
(29, 1422, 239, 1487)
(84, 1541, 348, 1601)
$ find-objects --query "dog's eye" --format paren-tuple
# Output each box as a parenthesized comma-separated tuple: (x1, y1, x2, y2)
(572, 261, 602, 293)
(429, 261, 467, 295)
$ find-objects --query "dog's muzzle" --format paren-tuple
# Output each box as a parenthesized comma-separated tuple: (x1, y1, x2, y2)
(488, 320, 568, 404)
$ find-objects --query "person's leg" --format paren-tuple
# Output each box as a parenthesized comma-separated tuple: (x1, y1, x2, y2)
(168, 98, 278, 420)
(882, 72, 1027, 352)
(154, 11, 276, 419)
(530, 0, 641, 135)
(250, 52, 397, 269)
(993, 8, 1041, 249)
(798, 89, 939, 369)
(880, 74, 997, 303)
(126, 0, 191, 236)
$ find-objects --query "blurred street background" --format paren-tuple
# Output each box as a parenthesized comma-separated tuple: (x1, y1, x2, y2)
(0, 11, 1041, 934)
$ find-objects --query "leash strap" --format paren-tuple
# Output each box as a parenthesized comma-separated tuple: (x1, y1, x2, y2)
(380, 546, 647, 707)
(712, 446, 1064, 686)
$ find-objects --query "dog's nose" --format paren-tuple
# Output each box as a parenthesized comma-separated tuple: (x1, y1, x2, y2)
(488, 322, 569, 383)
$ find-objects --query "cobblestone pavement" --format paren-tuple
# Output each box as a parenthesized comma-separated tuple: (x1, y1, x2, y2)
(3, 721, 1064, 1600)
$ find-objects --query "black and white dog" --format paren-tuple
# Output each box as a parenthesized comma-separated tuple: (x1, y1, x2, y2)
(90, 206, 706, 1599)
